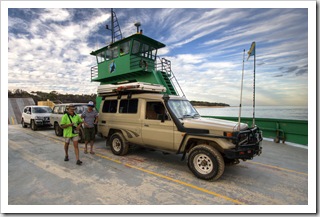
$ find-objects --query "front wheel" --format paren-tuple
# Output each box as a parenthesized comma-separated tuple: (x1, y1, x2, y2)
(188, 145, 225, 181)
(78, 127, 85, 143)
(109, 132, 129, 156)
(54, 122, 63, 136)
(30, 120, 37, 131)
(21, 118, 27, 128)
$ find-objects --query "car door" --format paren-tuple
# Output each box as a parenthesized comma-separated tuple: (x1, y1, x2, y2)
(141, 101, 175, 151)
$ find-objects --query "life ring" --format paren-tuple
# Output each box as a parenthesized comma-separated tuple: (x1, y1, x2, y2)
(139, 59, 148, 70)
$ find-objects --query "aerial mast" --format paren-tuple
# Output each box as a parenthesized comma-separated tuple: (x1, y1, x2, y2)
(106, 8, 122, 44)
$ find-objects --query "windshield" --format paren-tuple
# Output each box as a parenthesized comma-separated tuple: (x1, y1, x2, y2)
(32, 107, 52, 113)
(167, 100, 200, 119)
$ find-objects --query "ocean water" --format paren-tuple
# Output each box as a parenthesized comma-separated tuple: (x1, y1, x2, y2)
(195, 106, 308, 121)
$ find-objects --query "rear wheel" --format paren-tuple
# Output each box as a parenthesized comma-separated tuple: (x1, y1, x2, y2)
(109, 132, 129, 156)
(188, 145, 225, 181)
(54, 122, 63, 136)
(30, 120, 37, 131)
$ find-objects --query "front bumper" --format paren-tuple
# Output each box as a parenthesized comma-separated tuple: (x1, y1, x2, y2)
(34, 118, 52, 126)
(225, 126, 263, 160)
(224, 142, 262, 159)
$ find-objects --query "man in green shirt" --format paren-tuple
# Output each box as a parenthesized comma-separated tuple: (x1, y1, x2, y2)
(60, 105, 83, 165)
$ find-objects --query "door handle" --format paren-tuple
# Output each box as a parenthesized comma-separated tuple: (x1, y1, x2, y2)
(144, 124, 149, 127)
(102, 120, 106, 124)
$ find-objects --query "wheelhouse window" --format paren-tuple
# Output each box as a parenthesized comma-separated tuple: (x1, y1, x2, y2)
(131, 40, 157, 60)
(96, 51, 106, 64)
(132, 40, 141, 54)
(119, 41, 130, 56)
(104, 46, 118, 60)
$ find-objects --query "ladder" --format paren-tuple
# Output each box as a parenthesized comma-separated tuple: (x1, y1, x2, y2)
(157, 57, 186, 98)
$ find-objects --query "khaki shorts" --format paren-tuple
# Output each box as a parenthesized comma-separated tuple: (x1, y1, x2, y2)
(65, 136, 79, 143)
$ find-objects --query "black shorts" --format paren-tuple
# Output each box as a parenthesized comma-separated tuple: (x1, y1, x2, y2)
(84, 127, 95, 141)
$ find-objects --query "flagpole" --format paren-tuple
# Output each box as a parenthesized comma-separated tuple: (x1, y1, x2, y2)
(252, 45, 256, 127)
(238, 49, 245, 130)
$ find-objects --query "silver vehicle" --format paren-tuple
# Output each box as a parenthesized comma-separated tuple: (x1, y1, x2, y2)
(21, 106, 52, 131)
(50, 103, 95, 143)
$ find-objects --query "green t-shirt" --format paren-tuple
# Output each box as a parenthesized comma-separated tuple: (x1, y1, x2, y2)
(60, 113, 83, 138)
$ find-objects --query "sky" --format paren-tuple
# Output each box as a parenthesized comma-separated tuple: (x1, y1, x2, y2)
(3, 1, 316, 106)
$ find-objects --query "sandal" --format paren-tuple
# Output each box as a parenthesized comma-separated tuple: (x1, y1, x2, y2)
(90, 151, 95, 155)
(84, 150, 88, 154)
(64, 156, 69, 161)
(76, 160, 82, 165)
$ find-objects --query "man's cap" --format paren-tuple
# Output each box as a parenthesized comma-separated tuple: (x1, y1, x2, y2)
(87, 101, 95, 107)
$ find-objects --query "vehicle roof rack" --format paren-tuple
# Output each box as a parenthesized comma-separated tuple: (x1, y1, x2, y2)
(97, 82, 166, 96)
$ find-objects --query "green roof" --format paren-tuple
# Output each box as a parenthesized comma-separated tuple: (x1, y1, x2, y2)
(90, 33, 166, 56)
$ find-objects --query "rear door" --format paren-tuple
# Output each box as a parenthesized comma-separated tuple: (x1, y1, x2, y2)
(141, 101, 175, 151)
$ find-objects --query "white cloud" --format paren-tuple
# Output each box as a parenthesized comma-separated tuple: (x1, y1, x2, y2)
(39, 8, 71, 22)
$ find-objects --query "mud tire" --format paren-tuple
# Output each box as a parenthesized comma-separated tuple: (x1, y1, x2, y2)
(78, 127, 85, 143)
(109, 132, 129, 156)
(188, 144, 225, 181)
(21, 119, 27, 128)
(54, 122, 63, 136)
(30, 120, 37, 131)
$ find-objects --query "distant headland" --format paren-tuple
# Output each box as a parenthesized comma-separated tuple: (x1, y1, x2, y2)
(190, 101, 230, 107)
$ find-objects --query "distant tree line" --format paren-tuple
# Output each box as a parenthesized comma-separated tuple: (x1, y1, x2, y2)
(8, 89, 229, 107)
(190, 100, 229, 107)
(8, 89, 97, 104)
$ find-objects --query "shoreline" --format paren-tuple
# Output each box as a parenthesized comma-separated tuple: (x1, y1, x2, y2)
(194, 106, 229, 108)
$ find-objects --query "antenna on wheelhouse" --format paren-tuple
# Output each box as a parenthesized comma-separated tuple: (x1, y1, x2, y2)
(106, 8, 122, 43)
(134, 22, 141, 33)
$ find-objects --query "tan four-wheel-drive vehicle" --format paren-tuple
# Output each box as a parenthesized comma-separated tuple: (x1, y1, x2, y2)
(97, 83, 263, 181)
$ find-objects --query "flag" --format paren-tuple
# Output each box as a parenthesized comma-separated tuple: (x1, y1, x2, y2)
(247, 41, 255, 60)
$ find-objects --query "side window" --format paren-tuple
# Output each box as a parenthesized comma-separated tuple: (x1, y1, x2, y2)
(76, 106, 84, 114)
(102, 100, 118, 113)
(53, 106, 59, 114)
(119, 41, 130, 56)
(141, 44, 149, 58)
(111, 46, 118, 59)
(58, 106, 65, 114)
(145, 102, 168, 120)
(119, 99, 138, 114)
(96, 51, 106, 64)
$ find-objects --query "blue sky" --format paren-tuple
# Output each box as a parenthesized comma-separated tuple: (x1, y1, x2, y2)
(3, 2, 316, 106)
